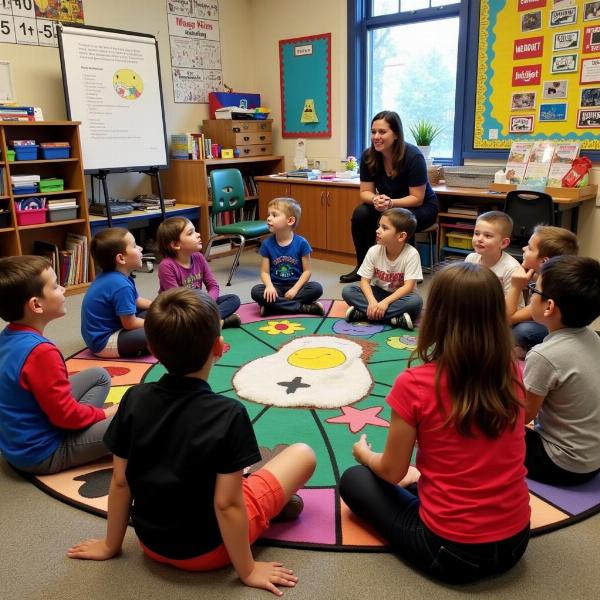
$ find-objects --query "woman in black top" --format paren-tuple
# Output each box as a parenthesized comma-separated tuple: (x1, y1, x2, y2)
(340, 111, 439, 283)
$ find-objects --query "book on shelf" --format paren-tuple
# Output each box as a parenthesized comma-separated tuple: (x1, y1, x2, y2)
(522, 141, 556, 188)
(505, 141, 533, 184)
(33, 240, 59, 273)
(547, 142, 580, 188)
(65, 232, 89, 284)
(446, 204, 479, 216)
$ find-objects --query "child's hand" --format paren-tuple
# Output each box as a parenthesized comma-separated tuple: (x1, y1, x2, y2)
(67, 538, 120, 561)
(103, 404, 119, 419)
(264, 286, 278, 303)
(241, 561, 298, 596)
(511, 266, 534, 290)
(367, 301, 387, 320)
(284, 288, 297, 300)
(352, 433, 372, 466)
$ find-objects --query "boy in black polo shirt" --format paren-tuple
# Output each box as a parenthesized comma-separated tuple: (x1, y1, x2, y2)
(68, 288, 316, 596)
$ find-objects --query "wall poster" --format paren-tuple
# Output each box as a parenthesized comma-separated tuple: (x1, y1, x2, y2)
(166, 1, 222, 103)
(279, 33, 331, 138)
(475, 0, 600, 151)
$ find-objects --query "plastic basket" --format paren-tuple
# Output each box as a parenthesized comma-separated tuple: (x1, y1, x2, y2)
(446, 231, 473, 249)
(443, 166, 497, 188)
(16, 208, 47, 225)
(39, 146, 71, 159)
(13, 145, 38, 161)
(48, 206, 77, 222)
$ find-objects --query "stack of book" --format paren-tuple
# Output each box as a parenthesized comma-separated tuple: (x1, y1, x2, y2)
(446, 204, 479, 217)
(170, 133, 214, 160)
(11, 174, 40, 195)
(47, 197, 77, 210)
(0, 106, 35, 122)
(33, 233, 89, 287)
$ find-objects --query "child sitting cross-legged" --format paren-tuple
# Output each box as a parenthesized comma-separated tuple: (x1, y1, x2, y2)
(157, 216, 241, 328)
(523, 255, 600, 486)
(0, 256, 116, 475)
(81, 228, 153, 358)
(342, 207, 422, 329)
(68, 288, 316, 597)
(251, 197, 324, 316)
(340, 262, 530, 584)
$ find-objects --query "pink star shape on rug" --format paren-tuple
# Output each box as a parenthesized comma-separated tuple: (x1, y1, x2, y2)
(325, 406, 389, 433)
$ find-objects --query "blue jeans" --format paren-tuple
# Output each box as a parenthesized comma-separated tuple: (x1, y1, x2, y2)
(512, 320, 548, 351)
(189, 288, 240, 319)
(339, 465, 530, 584)
(250, 281, 323, 313)
(341, 283, 423, 320)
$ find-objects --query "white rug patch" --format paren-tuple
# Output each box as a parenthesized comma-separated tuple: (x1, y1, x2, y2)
(232, 335, 373, 408)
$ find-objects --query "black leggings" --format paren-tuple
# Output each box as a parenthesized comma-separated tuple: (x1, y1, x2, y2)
(350, 202, 439, 266)
(525, 428, 600, 486)
(339, 465, 530, 584)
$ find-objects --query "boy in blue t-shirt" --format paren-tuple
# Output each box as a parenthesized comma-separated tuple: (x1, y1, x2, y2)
(250, 197, 324, 316)
(81, 227, 153, 357)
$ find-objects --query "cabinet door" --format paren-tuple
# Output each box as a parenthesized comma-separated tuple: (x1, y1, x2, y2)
(290, 183, 327, 249)
(326, 186, 362, 254)
(257, 181, 290, 219)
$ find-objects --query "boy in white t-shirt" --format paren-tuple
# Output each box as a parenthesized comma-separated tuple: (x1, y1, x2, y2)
(465, 211, 522, 304)
(342, 208, 422, 330)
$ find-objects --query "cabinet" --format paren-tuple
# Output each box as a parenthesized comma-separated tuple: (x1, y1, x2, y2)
(159, 155, 284, 243)
(0, 121, 92, 295)
(256, 177, 362, 264)
(202, 119, 273, 157)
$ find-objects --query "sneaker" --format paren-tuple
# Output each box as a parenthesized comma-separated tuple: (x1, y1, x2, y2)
(259, 305, 269, 317)
(271, 494, 304, 523)
(222, 313, 242, 328)
(390, 312, 413, 330)
(301, 301, 324, 316)
(345, 306, 368, 322)
(339, 267, 360, 283)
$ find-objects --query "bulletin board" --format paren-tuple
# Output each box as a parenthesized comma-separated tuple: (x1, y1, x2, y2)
(279, 33, 331, 138)
(474, 0, 600, 150)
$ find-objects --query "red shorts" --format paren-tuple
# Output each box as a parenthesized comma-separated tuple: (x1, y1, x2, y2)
(140, 468, 285, 571)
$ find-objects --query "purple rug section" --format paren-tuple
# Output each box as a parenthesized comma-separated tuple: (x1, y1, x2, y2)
(261, 488, 337, 545)
(73, 349, 158, 364)
(527, 473, 600, 515)
(237, 300, 334, 324)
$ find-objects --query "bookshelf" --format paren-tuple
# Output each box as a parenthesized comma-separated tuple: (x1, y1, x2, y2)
(158, 155, 285, 244)
(0, 121, 92, 295)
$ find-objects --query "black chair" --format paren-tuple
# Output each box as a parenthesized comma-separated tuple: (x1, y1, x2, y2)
(503, 190, 554, 259)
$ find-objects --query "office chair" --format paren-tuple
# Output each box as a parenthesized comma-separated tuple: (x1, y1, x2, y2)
(204, 168, 269, 285)
(503, 190, 555, 260)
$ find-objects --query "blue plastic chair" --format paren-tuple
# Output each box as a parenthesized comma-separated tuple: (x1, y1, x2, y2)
(205, 168, 269, 285)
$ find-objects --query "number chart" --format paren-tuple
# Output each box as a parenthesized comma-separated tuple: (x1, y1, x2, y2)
(0, 0, 84, 47)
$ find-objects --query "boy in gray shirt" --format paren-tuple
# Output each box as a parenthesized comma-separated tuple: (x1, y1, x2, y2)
(524, 255, 600, 485)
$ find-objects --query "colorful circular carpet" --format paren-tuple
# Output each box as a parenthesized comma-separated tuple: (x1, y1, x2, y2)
(28, 300, 600, 551)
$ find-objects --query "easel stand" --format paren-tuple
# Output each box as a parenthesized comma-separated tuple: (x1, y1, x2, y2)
(141, 166, 167, 220)
(90, 169, 113, 227)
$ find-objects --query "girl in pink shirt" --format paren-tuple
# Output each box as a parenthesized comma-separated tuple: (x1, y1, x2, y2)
(340, 262, 530, 583)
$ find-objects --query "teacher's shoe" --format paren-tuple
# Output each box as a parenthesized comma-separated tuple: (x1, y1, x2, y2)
(339, 267, 360, 283)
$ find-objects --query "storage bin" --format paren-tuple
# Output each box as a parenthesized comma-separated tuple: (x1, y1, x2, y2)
(16, 208, 47, 225)
(48, 206, 77, 222)
(443, 166, 497, 189)
(39, 178, 65, 192)
(0, 211, 11, 227)
(13, 145, 38, 160)
(446, 231, 473, 249)
(39, 146, 71, 159)
(6, 149, 15, 161)
(12, 184, 39, 195)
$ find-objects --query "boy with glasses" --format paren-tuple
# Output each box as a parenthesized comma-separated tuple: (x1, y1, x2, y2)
(523, 255, 600, 485)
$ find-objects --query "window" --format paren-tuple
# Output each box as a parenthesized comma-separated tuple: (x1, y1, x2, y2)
(348, 1, 469, 164)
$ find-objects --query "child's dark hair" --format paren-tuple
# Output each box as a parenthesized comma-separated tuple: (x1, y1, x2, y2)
(414, 262, 523, 438)
(0, 255, 51, 322)
(476, 211, 514, 238)
(381, 207, 417, 237)
(145, 288, 221, 376)
(157, 216, 190, 258)
(534, 225, 578, 259)
(91, 227, 130, 272)
(540, 255, 600, 328)
(268, 197, 302, 227)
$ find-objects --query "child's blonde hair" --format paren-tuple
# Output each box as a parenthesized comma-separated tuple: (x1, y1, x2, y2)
(533, 225, 578, 259)
(413, 262, 523, 438)
(268, 197, 301, 228)
(476, 211, 514, 239)
(157, 216, 190, 258)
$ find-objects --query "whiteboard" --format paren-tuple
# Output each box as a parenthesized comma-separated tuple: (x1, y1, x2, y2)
(58, 24, 168, 173)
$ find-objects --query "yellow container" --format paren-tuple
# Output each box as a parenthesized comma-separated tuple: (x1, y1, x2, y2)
(446, 231, 472, 249)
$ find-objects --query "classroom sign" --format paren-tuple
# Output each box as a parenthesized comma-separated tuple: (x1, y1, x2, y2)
(475, 0, 600, 150)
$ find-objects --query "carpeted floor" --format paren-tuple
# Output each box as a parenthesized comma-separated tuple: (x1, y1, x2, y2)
(26, 300, 600, 551)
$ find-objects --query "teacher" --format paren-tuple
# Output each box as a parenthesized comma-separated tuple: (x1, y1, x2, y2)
(339, 111, 439, 283)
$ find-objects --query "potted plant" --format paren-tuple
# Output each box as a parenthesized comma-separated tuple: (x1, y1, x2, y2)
(408, 120, 443, 160)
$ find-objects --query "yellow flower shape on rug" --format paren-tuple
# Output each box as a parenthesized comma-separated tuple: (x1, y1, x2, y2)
(259, 319, 305, 335)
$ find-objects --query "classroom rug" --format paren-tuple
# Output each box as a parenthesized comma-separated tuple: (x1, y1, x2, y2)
(25, 300, 600, 551)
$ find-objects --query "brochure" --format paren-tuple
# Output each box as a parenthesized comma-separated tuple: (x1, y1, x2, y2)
(547, 142, 580, 187)
(522, 141, 556, 188)
(505, 141, 533, 184)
